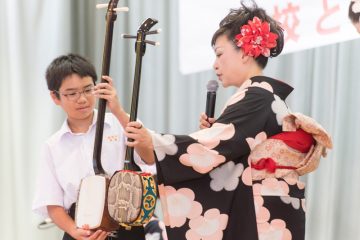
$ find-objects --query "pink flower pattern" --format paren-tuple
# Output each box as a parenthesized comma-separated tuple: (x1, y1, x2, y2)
(186, 209, 228, 240)
(253, 178, 290, 196)
(241, 166, 253, 186)
(189, 123, 235, 149)
(179, 144, 226, 174)
(254, 196, 270, 223)
(246, 131, 268, 150)
(243, 131, 268, 186)
(257, 219, 292, 240)
(238, 79, 253, 91)
(158, 185, 203, 228)
(222, 79, 275, 113)
(283, 177, 305, 190)
(301, 199, 306, 212)
(158, 220, 168, 240)
(209, 161, 244, 191)
(151, 133, 178, 161)
(271, 95, 290, 125)
(280, 196, 301, 210)
(222, 89, 247, 111)
(249, 81, 274, 93)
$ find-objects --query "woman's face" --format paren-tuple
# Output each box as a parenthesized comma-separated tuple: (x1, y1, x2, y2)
(353, 21, 360, 34)
(213, 35, 248, 88)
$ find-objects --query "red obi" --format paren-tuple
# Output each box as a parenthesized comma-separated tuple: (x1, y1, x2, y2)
(251, 129, 315, 174)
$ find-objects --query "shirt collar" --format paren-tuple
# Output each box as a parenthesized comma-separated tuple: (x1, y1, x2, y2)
(58, 109, 112, 137)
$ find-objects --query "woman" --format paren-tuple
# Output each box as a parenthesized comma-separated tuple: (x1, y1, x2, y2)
(125, 2, 331, 240)
(349, 0, 360, 33)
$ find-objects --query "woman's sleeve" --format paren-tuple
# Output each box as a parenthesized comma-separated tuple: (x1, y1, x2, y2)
(152, 87, 275, 185)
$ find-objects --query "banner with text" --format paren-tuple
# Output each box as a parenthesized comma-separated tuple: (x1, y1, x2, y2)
(179, 0, 359, 74)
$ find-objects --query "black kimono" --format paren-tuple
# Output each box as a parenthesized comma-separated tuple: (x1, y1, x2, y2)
(151, 76, 305, 240)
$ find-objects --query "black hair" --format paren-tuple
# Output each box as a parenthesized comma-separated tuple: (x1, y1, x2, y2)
(211, 0, 284, 69)
(45, 54, 97, 98)
(349, 1, 360, 24)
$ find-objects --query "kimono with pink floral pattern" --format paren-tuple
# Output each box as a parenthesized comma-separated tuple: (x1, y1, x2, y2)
(151, 76, 304, 240)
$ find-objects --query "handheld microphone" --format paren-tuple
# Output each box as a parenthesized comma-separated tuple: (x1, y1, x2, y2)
(205, 80, 219, 118)
(37, 218, 55, 230)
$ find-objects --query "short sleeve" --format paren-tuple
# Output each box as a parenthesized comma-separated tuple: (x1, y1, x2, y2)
(32, 144, 64, 218)
(134, 150, 157, 175)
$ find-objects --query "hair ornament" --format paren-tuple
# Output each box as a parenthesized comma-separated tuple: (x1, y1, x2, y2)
(235, 16, 278, 58)
(352, 0, 360, 14)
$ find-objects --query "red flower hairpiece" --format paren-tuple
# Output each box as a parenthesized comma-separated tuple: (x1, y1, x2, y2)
(234, 16, 278, 58)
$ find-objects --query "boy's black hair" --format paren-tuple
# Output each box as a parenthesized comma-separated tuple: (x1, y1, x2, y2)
(45, 54, 97, 98)
(211, 0, 284, 69)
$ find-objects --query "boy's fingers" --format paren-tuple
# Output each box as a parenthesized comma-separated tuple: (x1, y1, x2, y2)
(101, 76, 112, 83)
(77, 228, 91, 237)
(208, 117, 215, 123)
(126, 141, 138, 147)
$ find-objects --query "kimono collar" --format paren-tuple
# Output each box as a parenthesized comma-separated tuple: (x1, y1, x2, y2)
(249, 76, 293, 100)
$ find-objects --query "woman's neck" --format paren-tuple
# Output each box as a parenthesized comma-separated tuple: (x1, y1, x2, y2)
(245, 64, 263, 80)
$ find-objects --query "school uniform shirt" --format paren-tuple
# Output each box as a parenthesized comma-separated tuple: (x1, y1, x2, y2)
(32, 110, 156, 218)
(151, 76, 305, 240)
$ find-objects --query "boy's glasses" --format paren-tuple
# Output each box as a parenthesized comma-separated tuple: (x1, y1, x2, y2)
(55, 85, 95, 102)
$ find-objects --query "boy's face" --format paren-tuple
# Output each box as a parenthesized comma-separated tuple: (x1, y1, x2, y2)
(51, 74, 96, 123)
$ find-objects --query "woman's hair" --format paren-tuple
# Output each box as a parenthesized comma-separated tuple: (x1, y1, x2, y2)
(45, 54, 97, 98)
(211, 1, 284, 69)
(349, 1, 360, 24)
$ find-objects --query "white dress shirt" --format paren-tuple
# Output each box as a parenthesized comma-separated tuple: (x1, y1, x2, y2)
(32, 111, 156, 218)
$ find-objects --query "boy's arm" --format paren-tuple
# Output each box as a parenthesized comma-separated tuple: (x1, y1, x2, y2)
(47, 205, 87, 239)
(47, 205, 109, 240)
(112, 105, 130, 129)
(94, 76, 129, 128)
(94, 76, 155, 165)
(111, 106, 155, 165)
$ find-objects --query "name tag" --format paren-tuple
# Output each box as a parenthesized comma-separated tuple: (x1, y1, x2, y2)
(106, 135, 119, 142)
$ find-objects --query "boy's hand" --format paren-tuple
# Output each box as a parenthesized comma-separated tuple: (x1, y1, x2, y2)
(94, 76, 122, 115)
(199, 112, 215, 129)
(47, 206, 109, 240)
(86, 230, 109, 240)
(71, 224, 109, 240)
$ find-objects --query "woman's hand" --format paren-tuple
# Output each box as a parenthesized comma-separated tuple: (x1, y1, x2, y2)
(199, 112, 216, 129)
(125, 121, 155, 164)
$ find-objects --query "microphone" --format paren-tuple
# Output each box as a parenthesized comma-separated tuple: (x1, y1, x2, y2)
(37, 218, 55, 229)
(205, 80, 219, 118)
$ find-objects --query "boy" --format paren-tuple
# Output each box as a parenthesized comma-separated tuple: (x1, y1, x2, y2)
(32, 54, 164, 240)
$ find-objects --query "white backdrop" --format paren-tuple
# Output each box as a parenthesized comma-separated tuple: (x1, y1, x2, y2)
(1, 0, 360, 239)
(179, 0, 359, 74)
